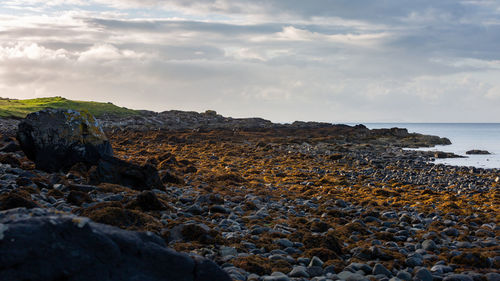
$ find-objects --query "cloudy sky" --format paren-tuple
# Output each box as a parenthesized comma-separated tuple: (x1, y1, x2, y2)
(1, 1, 500, 122)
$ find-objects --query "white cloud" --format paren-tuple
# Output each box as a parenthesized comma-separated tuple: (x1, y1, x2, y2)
(0, 0, 500, 122)
(77, 44, 144, 61)
(0, 42, 70, 60)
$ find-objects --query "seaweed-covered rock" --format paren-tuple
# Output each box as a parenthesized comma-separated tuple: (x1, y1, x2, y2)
(0, 208, 231, 281)
(88, 155, 163, 190)
(16, 109, 113, 172)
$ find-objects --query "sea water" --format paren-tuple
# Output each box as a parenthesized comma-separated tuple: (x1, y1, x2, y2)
(360, 123, 500, 169)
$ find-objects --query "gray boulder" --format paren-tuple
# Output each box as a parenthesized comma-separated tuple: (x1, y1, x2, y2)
(17, 109, 113, 172)
(0, 208, 231, 281)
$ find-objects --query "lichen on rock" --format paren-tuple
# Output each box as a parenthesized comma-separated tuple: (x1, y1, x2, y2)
(16, 108, 113, 172)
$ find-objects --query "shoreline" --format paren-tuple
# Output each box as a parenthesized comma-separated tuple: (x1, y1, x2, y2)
(0, 114, 498, 280)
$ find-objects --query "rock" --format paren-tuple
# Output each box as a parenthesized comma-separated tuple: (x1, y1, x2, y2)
(220, 246, 238, 257)
(485, 273, 500, 281)
(442, 227, 460, 237)
(406, 256, 424, 267)
(275, 238, 294, 248)
(210, 205, 229, 214)
(263, 272, 290, 281)
(66, 190, 92, 206)
(166, 223, 216, 244)
(337, 271, 369, 281)
(372, 263, 392, 277)
(414, 268, 433, 281)
(128, 191, 166, 211)
(0, 141, 20, 152)
(306, 266, 323, 277)
(89, 155, 163, 191)
(442, 274, 474, 281)
(0, 153, 21, 167)
(396, 270, 411, 281)
(80, 204, 162, 232)
(422, 239, 437, 251)
(450, 252, 491, 268)
(0, 192, 39, 210)
(16, 109, 113, 172)
(466, 150, 490, 155)
(430, 264, 453, 274)
(288, 266, 309, 278)
(308, 256, 324, 267)
(0, 208, 230, 281)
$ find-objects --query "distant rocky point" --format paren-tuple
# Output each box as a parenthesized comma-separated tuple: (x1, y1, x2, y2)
(0, 97, 452, 149)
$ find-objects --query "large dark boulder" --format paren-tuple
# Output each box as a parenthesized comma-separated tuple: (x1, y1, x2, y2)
(0, 208, 231, 281)
(88, 155, 163, 190)
(16, 109, 113, 172)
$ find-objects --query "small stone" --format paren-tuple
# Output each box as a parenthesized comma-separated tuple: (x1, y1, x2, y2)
(414, 268, 433, 281)
(275, 238, 294, 248)
(485, 273, 500, 281)
(220, 246, 237, 257)
(442, 274, 474, 281)
(288, 266, 309, 278)
(324, 265, 336, 275)
(422, 239, 437, 251)
(406, 256, 423, 267)
(396, 270, 412, 281)
(309, 256, 324, 267)
(337, 271, 369, 281)
(442, 227, 460, 237)
(210, 205, 229, 214)
(372, 263, 392, 277)
(307, 266, 323, 277)
(430, 264, 453, 274)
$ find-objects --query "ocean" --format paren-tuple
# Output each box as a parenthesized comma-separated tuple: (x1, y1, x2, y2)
(358, 123, 500, 169)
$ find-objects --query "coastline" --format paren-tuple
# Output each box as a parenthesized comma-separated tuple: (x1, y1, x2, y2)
(0, 114, 498, 280)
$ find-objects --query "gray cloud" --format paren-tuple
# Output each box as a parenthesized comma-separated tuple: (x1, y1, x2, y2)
(0, 1, 499, 122)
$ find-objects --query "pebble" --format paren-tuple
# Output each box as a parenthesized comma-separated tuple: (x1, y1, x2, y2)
(414, 268, 433, 281)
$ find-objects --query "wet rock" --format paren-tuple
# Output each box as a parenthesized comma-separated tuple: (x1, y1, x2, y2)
(89, 155, 163, 191)
(0, 208, 231, 281)
(466, 150, 490, 155)
(17, 109, 113, 172)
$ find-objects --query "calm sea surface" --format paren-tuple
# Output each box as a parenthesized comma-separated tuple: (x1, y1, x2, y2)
(355, 123, 500, 169)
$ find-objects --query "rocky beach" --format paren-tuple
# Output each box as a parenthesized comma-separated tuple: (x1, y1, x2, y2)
(0, 109, 498, 281)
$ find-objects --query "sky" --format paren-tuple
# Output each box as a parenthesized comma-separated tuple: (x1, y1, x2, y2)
(1, 0, 500, 123)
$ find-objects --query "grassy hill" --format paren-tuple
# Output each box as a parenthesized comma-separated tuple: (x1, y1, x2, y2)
(0, 97, 141, 118)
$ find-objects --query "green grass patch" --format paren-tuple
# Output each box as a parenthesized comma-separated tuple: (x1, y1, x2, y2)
(0, 97, 141, 118)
